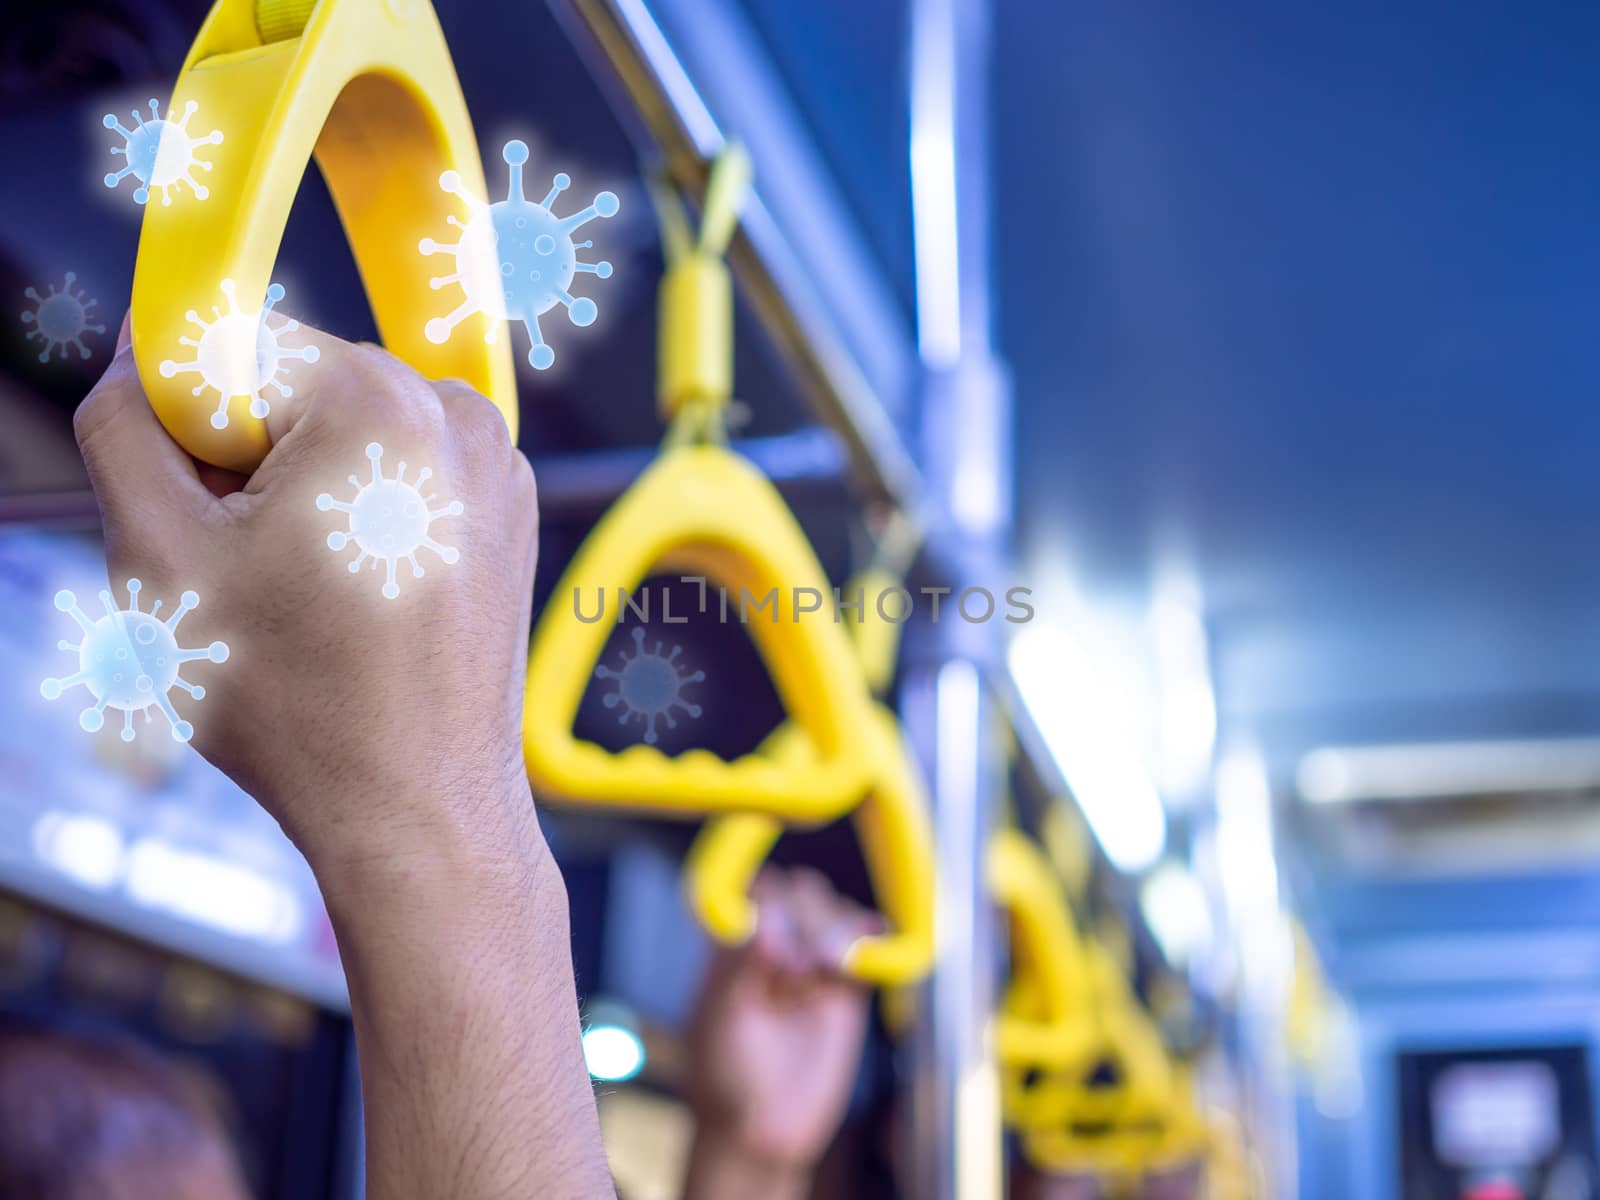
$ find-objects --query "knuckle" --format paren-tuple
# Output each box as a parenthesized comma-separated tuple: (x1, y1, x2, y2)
(436, 381, 518, 475)
(346, 343, 443, 434)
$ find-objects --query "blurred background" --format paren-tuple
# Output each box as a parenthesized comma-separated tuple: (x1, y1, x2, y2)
(5, 1, 1600, 1197)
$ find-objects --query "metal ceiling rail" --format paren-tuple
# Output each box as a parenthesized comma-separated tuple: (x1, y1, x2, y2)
(547, 0, 926, 516)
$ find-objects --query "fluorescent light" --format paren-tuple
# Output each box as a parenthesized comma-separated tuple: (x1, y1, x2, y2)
(583, 1024, 645, 1083)
(909, 0, 961, 365)
(1297, 739, 1600, 806)
(1214, 748, 1278, 920)
(32, 811, 124, 891)
(125, 838, 301, 945)
(1149, 587, 1216, 796)
(1009, 626, 1167, 873)
(1139, 861, 1214, 967)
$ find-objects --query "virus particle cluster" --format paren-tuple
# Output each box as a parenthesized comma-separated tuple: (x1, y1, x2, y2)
(21, 273, 104, 362)
(103, 99, 223, 206)
(595, 626, 704, 746)
(160, 279, 320, 430)
(317, 443, 465, 600)
(420, 139, 618, 371)
(41, 579, 229, 744)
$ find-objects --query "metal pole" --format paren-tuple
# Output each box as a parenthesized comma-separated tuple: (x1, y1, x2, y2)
(903, 0, 1011, 1196)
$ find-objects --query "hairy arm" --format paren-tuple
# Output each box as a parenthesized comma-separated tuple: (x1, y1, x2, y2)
(75, 320, 612, 1198)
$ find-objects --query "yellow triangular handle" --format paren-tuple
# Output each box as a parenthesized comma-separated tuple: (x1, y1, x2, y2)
(131, 0, 516, 471)
(684, 704, 936, 987)
(523, 444, 877, 820)
(988, 828, 1096, 1071)
(1019, 1078, 1208, 1180)
(1002, 939, 1180, 1138)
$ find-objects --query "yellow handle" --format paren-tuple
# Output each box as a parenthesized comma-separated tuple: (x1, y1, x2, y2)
(523, 444, 878, 820)
(1018, 1090, 1210, 1179)
(131, 0, 516, 471)
(684, 705, 936, 986)
(838, 564, 907, 698)
(1004, 937, 1196, 1182)
(1019, 1124, 1159, 1180)
(987, 829, 1096, 1071)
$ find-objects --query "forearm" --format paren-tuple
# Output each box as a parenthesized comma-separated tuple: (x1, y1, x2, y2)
(311, 784, 612, 1200)
(681, 1126, 811, 1200)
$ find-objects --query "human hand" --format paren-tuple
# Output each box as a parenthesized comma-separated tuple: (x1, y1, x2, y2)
(684, 867, 879, 1193)
(73, 319, 614, 1198)
(73, 317, 538, 875)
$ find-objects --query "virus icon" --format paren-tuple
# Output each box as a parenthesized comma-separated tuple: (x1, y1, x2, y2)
(21, 273, 105, 362)
(103, 98, 223, 206)
(420, 138, 618, 371)
(41, 579, 229, 743)
(160, 279, 320, 430)
(317, 442, 465, 599)
(595, 627, 704, 746)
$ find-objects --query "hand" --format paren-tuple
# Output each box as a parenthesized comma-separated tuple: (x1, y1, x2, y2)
(683, 868, 880, 1196)
(75, 318, 537, 873)
(73, 319, 612, 1199)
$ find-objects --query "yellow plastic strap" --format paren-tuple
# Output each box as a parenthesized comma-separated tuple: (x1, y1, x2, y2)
(1019, 1123, 1160, 1181)
(254, 0, 314, 41)
(683, 552, 936, 988)
(988, 829, 1095, 1071)
(840, 565, 904, 698)
(654, 146, 750, 421)
(132, 0, 516, 471)
(684, 704, 936, 986)
(523, 444, 876, 820)
(1003, 940, 1178, 1138)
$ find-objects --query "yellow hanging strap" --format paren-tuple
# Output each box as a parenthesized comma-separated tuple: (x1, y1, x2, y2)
(653, 146, 750, 446)
(130, 0, 516, 471)
(988, 828, 1096, 1074)
(1012, 940, 1212, 1180)
(523, 149, 878, 822)
(683, 533, 937, 988)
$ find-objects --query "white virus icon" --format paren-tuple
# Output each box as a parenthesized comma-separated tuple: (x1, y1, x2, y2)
(103, 98, 223, 206)
(595, 627, 704, 746)
(41, 579, 229, 743)
(317, 442, 465, 600)
(21, 273, 105, 362)
(420, 138, 618, 371)
(160, 279, 320, 430)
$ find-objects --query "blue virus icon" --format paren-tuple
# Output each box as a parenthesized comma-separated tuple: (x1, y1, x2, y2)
(317, 442, 465, 600)
(420, 139, 618, 371)
(41, 579, 229, 743)
(21, 273, 105, 362)
(160, 279, 320, 430)
(103, 99, 223, 206)
(595, 627, 704, 746)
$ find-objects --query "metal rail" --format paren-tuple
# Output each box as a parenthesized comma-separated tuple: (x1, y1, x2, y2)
(547, 0, 925, 517)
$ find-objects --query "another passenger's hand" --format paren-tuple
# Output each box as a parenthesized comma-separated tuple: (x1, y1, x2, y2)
(683, 868, 879, 1198)
(74, 318, 538, 875)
